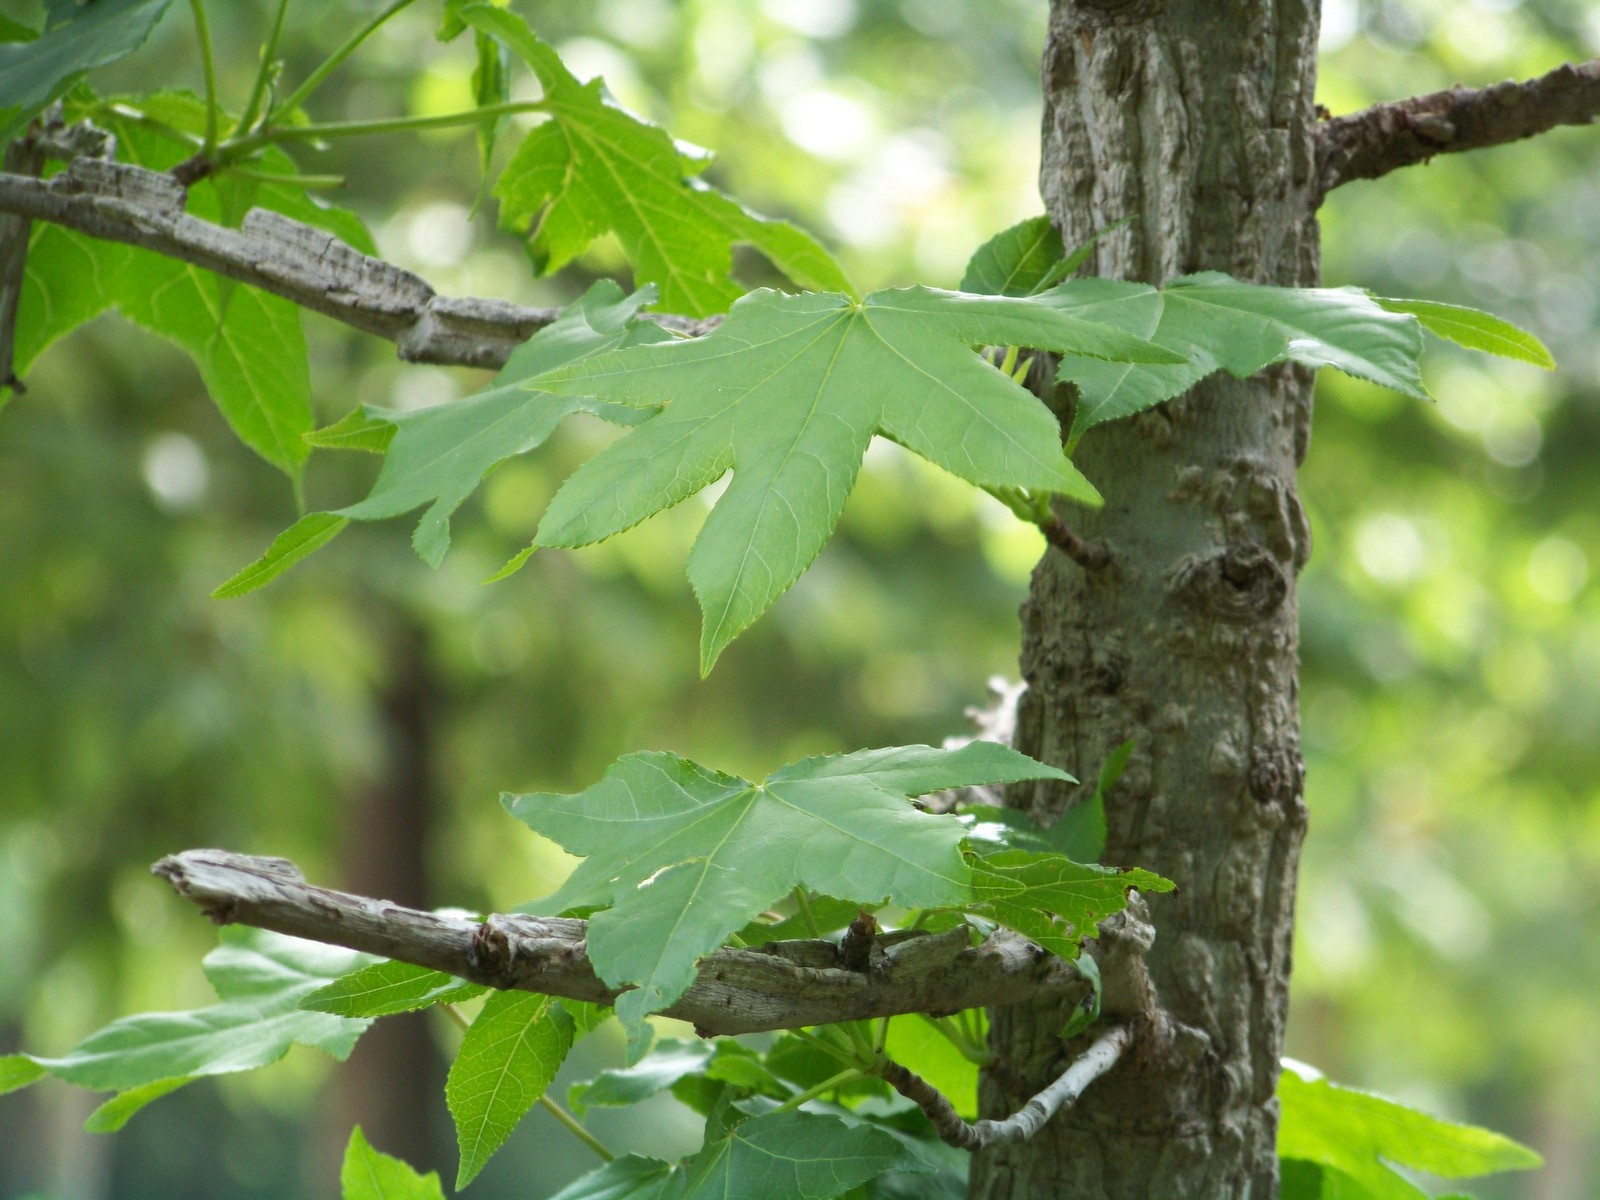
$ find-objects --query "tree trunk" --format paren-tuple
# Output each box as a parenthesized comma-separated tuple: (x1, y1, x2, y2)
(973, 3, 1320, 1197)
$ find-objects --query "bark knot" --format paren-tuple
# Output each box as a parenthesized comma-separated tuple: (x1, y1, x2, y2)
(1168, 542, 1289, 622)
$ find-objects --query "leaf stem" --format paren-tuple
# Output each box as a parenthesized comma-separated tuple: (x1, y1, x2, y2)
(770, 1067, 864, 1114)
(222, 165, 346, 189)
(538, 1096, 617, 1163)
(273, 0, 423, 118)
(226, 101, 550, 157)
(793, 887, 822, 938)
(239, 0, 291, 133)
(187, 0, 220, 154)
(787, 1029, 865, 1071)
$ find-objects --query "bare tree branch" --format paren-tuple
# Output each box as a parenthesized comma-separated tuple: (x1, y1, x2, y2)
(879, 1025, 1131, 1151)
(152, 849, 1091, 1037)
(0, 159, 712, 373)
(1317, 58, 1600, 196)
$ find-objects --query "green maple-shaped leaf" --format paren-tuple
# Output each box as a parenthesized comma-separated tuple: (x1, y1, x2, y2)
(1044, 272, 1433, 442)
(967, 849, 1174, 961)
(341, 1126, 448, 1200)
(1277, 1062, 1542, 1200)
(960, 216, 1064, 297)
(1372, 297, 1554, 368)
(12, 929, 372, 1124)
(532, 286, 1182, 671)
(506, 743, 1071, 1055)
(454, 5, 850, 316)
(447, 990, 575, 1188)
(546, 1155, 679, 1200)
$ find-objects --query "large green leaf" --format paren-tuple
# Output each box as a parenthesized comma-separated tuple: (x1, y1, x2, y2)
(1277, 1062, 1541, 1200)
(341, 1126, 448, 1200)
(17, 928, 370, 1100)
(453, 4, 850, 316)
(967, 850, 1174, 961)
(0, 0, 172, 141)
(446, 990, 576, 1188)
(1044, 273, 1431, 442)
(301, 960, 486, 1019)
(532, 286, 1181, 670)
(506, 743, 1071, 1054)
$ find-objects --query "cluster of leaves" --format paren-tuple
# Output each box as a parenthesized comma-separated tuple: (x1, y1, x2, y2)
(0, 5, 1552, 1199)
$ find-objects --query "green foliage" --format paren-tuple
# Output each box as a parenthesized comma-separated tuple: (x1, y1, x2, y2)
(966, 849, 1174, 962)
(11, 928, 371, 1124)
(0, 0, 172, 141)
(506, 743, 1071, 1054)
(300, 960, 486, 1019)
(83, 1077, 193, 1132)
(1045, 273, 1433, 443)
(450, 4, 850, 316)
(341, 1126, 448, 1200)
(212, 512, 349, 598)
(530, 285, 1176, 670)
(548, 1111, 918, 1200)
(447, 991, 576, 1188)
(1373, 298, 1555, 369)
(959, 216, 1063, 297)
(1278, 1062, 1542, 1199)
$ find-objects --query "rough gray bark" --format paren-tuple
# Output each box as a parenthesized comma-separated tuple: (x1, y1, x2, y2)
(971, 4, 1320, 1198)
(153, 850, 1093, 1034)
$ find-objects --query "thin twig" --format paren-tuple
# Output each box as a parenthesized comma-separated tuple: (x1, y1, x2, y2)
(877, 1024, 1131, 1151)
(1317, 58, 1600, 195)
(1039, 514, 1109, 570)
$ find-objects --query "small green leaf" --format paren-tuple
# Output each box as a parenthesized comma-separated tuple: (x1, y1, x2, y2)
(447, 991, 575, 1188)
(301, 961, 486, 1018)
(24, 929, 371, 1094)
(534, 286, 1180, 670)
(967, 849, 1174, 961)
(545, 1155, 678, 1200)
(1037, 216, 1139, 292)
(0, 1054, 47, 1095)
(568, 1039, 713, 1116)
(456, 5, 851, 315)
(677, 1110, 908, 1200)
(1278, 1062, 1542, 1200)
(83, 1077, 193, 1132)
(1047, 739, 1130, 862)
(508, 743, 1069, 1055)
(960, 216, 1063, 297)
(306, 410, 397, 454)
(1047, 273, 1430, 441)
(213, 513, 349, 598)
(1374, 297, 1555, 369)
(341, 1126, 448, 1200)
(0, 0, 172, 140)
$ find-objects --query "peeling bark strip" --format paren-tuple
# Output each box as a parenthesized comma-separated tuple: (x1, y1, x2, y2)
(0, 160, 713, 371)
(1318, 58, 1600, 195)
(882, 1025, 1131, 1151)
(153, 850, 1091, 1037)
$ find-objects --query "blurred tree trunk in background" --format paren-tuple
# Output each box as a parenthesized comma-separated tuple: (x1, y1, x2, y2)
(323, 616, 448, 1178)
(974, 4, 1320, 1196)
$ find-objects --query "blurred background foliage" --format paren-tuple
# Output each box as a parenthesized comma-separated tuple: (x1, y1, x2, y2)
(0, 0, 1596, 1197)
